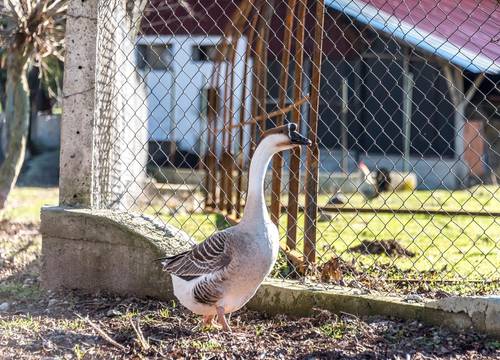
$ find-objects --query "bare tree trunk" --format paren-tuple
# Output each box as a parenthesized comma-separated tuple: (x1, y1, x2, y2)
(0, 52, 30, 208)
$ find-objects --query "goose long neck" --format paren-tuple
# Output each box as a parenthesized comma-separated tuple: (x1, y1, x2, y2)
(240, 141, 276, 225)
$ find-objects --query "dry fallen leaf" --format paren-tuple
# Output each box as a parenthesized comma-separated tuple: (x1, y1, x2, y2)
(319, 257, 343, 283)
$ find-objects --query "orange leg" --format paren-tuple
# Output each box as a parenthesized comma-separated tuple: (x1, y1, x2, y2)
(202, 314, 214, 326)
(216, 306, 231, 332)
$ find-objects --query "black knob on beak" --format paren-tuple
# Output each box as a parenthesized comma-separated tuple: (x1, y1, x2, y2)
(288, 123, 312, 146)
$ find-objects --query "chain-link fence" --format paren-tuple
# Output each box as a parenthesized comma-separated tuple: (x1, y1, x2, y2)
(95, 0, 500, 297)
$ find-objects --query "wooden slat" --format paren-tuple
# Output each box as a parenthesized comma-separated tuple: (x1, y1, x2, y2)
(250, 0, 274, 158)
(207, 0, 255, 211)
(228, 97, 308, 129)
(286, 0, 307, 251)
(204, 87, 218, 208)
(258, 0, 273, 134)
(303, 0, 325, 266)
(223, 37, 239, 215)
(219, 45, 231, 211)
(207, 62, 222, 209)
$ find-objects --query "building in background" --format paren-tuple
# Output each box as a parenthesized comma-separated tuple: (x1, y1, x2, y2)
(137, 0, 500, 188)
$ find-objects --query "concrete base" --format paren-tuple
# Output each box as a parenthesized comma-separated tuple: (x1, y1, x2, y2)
(41, 208, 499, 338)
(249, 279, 500, 339)
(41, 207, 194, 299)
(427, 295, 500, 337)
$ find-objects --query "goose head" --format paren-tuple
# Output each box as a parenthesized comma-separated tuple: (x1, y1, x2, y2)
(259, 123, 312, 153)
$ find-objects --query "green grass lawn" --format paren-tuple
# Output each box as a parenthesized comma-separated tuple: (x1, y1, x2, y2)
(6, 186, 499, 285)
(1, 187, 59, 223)
(146, 187, 500, 283)
(149, 211, 499, 281)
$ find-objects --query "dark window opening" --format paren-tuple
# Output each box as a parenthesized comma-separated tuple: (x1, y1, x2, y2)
(200, 87, 220, 118)
(137, 44, 173, 70)
(192, 45, 219, 62)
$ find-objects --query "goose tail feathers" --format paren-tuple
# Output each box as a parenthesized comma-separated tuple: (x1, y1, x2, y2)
(155, 250, 190, 270)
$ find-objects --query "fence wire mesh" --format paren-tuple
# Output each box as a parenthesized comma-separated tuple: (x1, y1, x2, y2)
(96, 0, 499, 297)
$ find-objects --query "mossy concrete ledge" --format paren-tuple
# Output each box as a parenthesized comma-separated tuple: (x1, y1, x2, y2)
(41, 206, 194, 299)
(250, 279, 500, 339)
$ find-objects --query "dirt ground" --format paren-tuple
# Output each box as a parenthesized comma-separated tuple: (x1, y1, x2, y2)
(1, 219, 499, 359)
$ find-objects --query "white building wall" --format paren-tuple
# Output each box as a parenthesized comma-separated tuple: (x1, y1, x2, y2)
(137, 35, 252, 157)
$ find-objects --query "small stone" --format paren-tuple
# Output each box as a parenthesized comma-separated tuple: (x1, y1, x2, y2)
(106, 309, 122, 317)
(48, 299, 58, 307)
(328, 192, 348, 205)
(318, 212, 333, 222)
(0, 302, 10, 312)
(42, 339, 55, 350)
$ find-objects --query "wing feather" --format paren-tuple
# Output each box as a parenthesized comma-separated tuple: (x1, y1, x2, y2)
(161, 230, 232, 280)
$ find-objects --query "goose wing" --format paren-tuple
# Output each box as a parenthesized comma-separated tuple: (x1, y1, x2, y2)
(160, 231, 232, 280)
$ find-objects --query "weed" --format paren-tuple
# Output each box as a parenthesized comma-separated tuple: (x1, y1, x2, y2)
(255, 324, 264, 337)
(123, 309, 140, 319)
(159, 308, 170, 319)
(318, 320, 355, 340)
(189, 339, 222, 351)
(0, 315, 41, 332)
(58, 318, 85, 331)
(73, 344, 86, 360)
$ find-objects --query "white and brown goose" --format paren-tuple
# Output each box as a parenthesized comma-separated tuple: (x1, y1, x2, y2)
(160, 123, 311, 331)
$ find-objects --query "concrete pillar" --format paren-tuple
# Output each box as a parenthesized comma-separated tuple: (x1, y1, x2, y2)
(59, 0, 98, 207)
(41, 0, 180, 298)
(59, 0, 148, 209)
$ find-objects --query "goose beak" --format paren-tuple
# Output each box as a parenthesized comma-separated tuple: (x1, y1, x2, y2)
(290, 129, 312, 146)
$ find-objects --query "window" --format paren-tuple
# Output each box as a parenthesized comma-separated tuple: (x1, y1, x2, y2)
(137, 44, 173, 70)
(192, 45, 219, 62)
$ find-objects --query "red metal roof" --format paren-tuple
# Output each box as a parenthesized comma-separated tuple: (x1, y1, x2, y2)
(141, 0, 500, 72)
(142, 0, 237, 37)
(141, 0, 362, 60)
(328, 0, 500, 73)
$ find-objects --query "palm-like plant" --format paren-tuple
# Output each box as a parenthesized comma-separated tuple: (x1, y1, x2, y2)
(0, 0, 66, 207)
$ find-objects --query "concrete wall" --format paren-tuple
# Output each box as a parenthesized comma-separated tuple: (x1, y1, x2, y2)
(41, 207, 194, 298)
